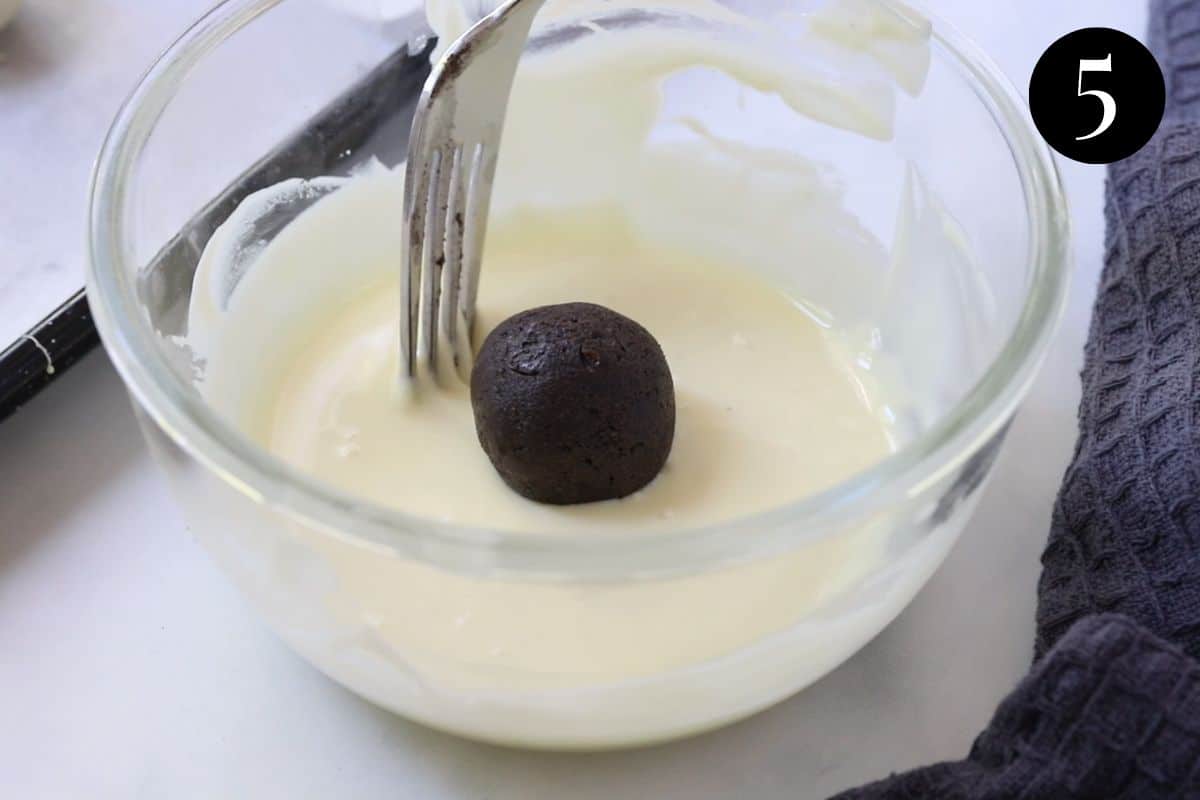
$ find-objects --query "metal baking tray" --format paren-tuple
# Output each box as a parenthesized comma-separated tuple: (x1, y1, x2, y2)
(0, 37, 434, 422)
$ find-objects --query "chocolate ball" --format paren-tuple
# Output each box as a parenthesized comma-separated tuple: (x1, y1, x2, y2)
(470, 302, 676, 505)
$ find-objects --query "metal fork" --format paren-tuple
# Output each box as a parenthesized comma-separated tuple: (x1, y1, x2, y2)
(400, 0, 548, 387)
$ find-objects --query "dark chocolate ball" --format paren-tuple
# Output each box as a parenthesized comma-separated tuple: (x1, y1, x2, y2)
(470, 302, 676, 505)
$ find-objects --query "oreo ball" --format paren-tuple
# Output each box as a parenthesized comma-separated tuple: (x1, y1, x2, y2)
(470, 302, 676, 505)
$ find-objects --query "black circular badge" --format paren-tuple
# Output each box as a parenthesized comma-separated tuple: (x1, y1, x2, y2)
(1029, 27, 1166, 164)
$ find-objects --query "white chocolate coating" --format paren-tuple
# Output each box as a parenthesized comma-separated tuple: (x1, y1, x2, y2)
(178, 0, 994, 747)
(260, 177, 898, 533)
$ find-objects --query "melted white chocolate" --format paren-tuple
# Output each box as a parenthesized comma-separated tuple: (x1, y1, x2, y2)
(190, 0, 934, 535)
(258, 174, 898, 532)
(178, 0, 980, 745)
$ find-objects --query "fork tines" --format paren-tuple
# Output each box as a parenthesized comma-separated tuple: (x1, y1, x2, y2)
(401, 137, 489, 386)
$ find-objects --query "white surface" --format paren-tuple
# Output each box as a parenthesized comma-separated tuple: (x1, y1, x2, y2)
(0, 1, 1144, 797)
(0, 0, 215, 349)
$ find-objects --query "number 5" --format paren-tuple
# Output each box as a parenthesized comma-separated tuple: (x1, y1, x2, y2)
(1077, 55, 1116, 141)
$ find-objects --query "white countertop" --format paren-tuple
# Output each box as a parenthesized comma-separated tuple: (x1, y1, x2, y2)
(0, 1, 1146, 797)
(0, 0, 217, 348)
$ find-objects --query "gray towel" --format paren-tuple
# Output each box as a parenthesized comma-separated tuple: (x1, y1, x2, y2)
(834, 1, 1200, 796)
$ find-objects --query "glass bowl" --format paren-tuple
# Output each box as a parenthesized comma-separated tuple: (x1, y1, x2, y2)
(87, 0, 1069, 749)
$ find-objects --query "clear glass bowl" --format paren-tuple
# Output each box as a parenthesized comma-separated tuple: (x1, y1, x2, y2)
(87, 0, 1069, 749)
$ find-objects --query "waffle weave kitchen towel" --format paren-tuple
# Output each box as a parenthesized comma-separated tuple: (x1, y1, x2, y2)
(835, 1, 1200, 796)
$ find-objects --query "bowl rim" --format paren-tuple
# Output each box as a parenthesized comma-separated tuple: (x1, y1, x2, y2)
(86, 0, 1071, 579)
